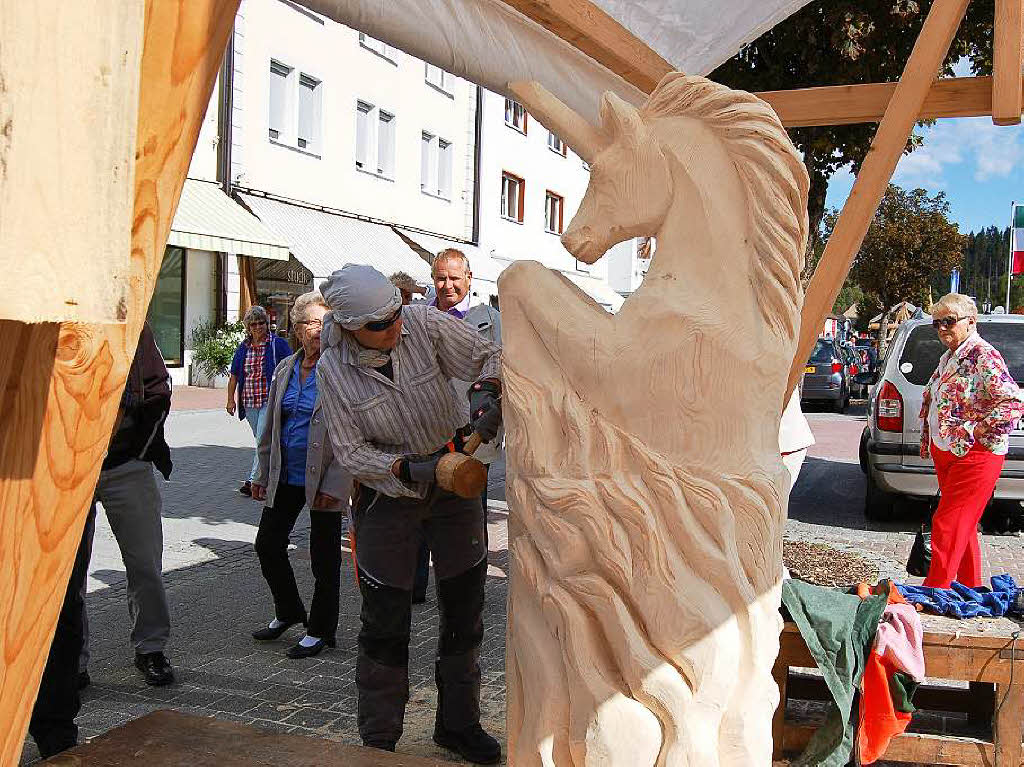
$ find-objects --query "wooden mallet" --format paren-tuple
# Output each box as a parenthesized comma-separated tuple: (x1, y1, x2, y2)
(436, 433, 488, 498)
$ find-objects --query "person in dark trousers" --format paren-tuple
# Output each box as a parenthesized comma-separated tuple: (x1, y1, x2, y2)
(82, 322, 176, 686)
(317, 265, 502, 764)
(28, 508, 95, 759)
(250, 291, 352, 659)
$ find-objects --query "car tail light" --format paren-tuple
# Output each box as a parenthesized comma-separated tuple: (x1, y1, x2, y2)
(851, 364, 859, 375)
(831, 362, 843, 374)
(876, 381, 903, 433)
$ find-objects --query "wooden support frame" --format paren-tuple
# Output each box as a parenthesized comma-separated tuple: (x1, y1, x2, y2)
(992, 0, 1024, 125)
(0, 0, 239, 760)
(786, 0, 973, 397)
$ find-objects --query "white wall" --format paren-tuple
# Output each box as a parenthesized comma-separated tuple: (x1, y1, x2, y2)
(233, 0, 475, 241)
(187, 76, 220, 182)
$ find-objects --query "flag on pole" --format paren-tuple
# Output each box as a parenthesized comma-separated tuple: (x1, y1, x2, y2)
(1013, 205, 1024, 276)
(950, 268, 960, 293)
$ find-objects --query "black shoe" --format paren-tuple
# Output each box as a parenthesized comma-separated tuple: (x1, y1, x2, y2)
(239, 481, 252, 496)
(285, 637, 335, 659)
(363, 741, 396, 752)
(433, 723, 501, 764)
(134, 651, 175, 686)
(77, 670, 91, 690)
(252, 619, 304, 641)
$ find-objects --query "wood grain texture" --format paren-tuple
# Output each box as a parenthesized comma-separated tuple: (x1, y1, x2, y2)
(501, 75, 807, 765)
(787, 0, 971, 399)
(0, 0, 142, 323)
(498, 0, 673, 93)
(0, 1, 238, 761)
(993, 0, 1024, 125)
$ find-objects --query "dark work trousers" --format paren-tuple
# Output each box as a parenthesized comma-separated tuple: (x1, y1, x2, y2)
(254, 483, 343, 641)
(352, 483, 487, 748)
(30, 506, 96, 758)
(411, 465, 490, 601)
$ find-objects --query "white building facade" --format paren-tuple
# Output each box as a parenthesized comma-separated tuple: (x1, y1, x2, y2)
(150, 0, 648, 383)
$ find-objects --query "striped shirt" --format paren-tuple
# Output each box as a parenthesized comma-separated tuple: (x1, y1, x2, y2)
(317, 304, 502, 499)
(242, 342, 269, 409)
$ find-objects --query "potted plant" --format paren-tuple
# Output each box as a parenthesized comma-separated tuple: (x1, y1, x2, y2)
(189, 320, 244, 388)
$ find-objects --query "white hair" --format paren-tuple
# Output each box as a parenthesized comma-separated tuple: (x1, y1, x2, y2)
(932, 292, 978, 320)
(432, 248, 471, 277)
(290, 290, 329, 326)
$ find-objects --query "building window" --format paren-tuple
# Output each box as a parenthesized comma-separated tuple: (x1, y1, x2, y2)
(421, 133, 453, 199)
(504, 98, 527, 134)
(547, 132, 566, 156)
(268, 60, 292, 141)
(425, 63, 453, 95)
(358, 32, 397, 63)
(377, 110, 395, 178)
(544, 191, 564, 234)
(355, 101, 373, 169)
(147, 246, 186, 366)
(297, 74, 322, 152)
(501, 172, 525, 223)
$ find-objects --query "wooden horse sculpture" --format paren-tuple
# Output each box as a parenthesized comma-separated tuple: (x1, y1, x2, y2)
(499, 74, 809, 766)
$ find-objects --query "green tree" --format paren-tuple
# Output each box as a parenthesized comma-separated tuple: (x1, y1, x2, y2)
(831, 185, 965, 348)
(711, 1, 992, 249)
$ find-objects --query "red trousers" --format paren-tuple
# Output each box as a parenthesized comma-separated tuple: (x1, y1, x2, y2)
(925, 442, 1003, 589)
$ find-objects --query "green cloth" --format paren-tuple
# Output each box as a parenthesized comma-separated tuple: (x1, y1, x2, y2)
(782, 579, 887, 767)
(890, 672, 918, 714)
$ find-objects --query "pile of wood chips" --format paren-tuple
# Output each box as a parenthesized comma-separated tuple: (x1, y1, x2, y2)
(783, 540, 879, 588)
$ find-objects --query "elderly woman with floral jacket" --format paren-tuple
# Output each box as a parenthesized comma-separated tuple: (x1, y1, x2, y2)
(919, 293, 1024, 589)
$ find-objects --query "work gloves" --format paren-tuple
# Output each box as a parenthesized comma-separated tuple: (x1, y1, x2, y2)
(469, 381, 502, 443)
(403, 454, 443, 484)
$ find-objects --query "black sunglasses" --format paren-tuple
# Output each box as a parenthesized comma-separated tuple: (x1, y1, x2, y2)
(932, 316, 968, 330)
(364, 308, 402, 332)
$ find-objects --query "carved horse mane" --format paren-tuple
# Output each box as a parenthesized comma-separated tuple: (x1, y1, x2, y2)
(642, 73, 808, 339)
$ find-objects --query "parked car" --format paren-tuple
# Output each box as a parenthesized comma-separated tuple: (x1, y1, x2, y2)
(858, 315, 1024, 519)
(801, 338, 853, 413)
(854, 338, 879, 372)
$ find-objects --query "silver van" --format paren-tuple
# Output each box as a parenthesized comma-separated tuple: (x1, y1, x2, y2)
(859, 315, 1024, 519)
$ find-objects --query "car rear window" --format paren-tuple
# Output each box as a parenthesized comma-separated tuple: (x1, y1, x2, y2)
(809, 340, 834, 363)
(898, 322, 1024, 385)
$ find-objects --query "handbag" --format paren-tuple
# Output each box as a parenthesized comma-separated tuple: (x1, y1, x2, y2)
(906, 491, 939, 577)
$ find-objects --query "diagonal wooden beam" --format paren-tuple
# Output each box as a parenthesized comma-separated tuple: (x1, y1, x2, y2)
(786, 0, 973, 399)
(992, 0, 1024, 125)
(498, 0, 672, 93)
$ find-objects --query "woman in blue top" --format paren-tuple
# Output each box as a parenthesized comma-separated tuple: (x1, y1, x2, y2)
(250, 292, 352, 658)
(226, 306, 292, 495)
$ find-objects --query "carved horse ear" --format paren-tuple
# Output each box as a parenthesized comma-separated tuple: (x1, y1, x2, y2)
(599, 92, 644, 145)
(507, 80, 606, 163)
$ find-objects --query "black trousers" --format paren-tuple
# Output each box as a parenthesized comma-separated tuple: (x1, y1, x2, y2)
(254, 483, 343, 640)
(352, 485, 486, 748)
(30, 507, 96, 758)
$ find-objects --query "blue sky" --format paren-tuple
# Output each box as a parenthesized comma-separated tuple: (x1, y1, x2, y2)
(824, 62, 1024, 235)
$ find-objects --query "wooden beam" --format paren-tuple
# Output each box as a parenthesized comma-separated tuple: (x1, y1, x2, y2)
(992, 0, 1024, 125)
(498, 0, 672, 93)
(757, 75, 1004, 127)
(0, 1, 238, 761)
(786, 0, 972, 398)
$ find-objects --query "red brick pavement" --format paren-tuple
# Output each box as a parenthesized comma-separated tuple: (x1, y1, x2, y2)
(172, 385, 227, 412)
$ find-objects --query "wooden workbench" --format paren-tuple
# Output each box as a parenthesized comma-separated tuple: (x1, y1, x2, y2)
(773, 615, 1024, 765)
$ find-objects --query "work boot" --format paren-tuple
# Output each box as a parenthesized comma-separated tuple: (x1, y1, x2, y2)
(432, 722, 501, 764)
(134, 651, 175, 686)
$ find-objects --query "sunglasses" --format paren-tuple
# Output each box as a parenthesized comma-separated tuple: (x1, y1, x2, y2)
(364, 308, 402, 332)
(932, 316, 968, 330)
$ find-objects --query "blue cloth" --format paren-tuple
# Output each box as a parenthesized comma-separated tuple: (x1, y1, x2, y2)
(229, 335, 292, 419)
(280, 357, 318, 487)
(897, 575, 1021, 619)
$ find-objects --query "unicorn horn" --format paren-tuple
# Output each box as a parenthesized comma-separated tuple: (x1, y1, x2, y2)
(508, 81, 606, 163)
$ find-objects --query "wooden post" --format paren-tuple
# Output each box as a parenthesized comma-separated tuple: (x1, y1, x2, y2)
(786, 0, 972, 398)
(992, 0, 1024, 125)
(0, 1, 238, 761)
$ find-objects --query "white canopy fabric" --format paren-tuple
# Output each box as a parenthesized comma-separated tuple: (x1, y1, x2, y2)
(300, 0, 812, 127)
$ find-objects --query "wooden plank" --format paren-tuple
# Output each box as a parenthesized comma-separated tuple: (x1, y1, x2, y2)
(994, 681, 1024, 765)
(757, 76, 1003, 127)
(0, 0, 141, 324)
(497, 0, 672, 93)
(992, 0, 1024, 125)
(56, 710, 455, 765)
(0, 1, 238, 761)
(772, 663, 788, 760)
(786, 0, 972, 398)
(783, 724, 994, 765)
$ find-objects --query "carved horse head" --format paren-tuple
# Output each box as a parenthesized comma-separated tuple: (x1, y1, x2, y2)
(509, 74, 809, 339)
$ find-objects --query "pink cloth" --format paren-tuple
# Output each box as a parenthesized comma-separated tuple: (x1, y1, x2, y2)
(873, 603, 925, 681)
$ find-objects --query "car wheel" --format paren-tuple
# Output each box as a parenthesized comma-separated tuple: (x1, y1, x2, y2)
(858, 430, 869, 474)
(864, 467, 895, 521)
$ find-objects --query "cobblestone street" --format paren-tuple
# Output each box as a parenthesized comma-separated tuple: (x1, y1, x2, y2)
(20, 396, 1024, 764)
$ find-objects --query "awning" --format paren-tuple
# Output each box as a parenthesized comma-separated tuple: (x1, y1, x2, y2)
(564, 272, 625, 313)
(237, 193, 432, 282)
(392, 227, 503, 284)
(168, 179, 290, 260)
